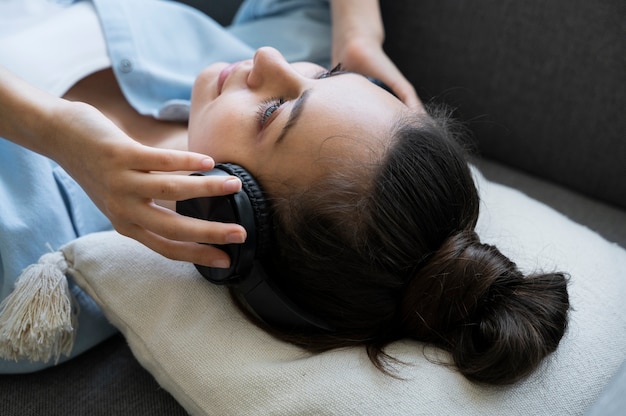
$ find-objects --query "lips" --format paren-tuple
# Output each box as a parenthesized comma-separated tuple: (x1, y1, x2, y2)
(217, 61, 243, 95)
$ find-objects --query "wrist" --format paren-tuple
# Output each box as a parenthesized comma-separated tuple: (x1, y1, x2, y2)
(330, 0, 384, 62)
(334, 30, 383, 57)
(332, 35, 384, 69)
(45, 99, 79, 163)
(47, 99, 106, 170)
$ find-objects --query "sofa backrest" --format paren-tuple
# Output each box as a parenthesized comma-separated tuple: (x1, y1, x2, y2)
(381, 0, 625, 210)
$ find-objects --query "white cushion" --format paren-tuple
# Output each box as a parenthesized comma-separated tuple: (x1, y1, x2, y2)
(63, 169, 626, 415)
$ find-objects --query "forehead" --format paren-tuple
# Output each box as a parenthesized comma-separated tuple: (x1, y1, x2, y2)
(265, 74, 405, 189)
(290, 73, 404, 152)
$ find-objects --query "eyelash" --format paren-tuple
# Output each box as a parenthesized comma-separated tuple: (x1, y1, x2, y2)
(256, 97, 286, 127)
(317, 63, 344, 79)
(256, 64, 345, 128)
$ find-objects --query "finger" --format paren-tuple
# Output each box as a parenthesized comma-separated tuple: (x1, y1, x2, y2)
(121, 225, 234, 268)
(126, 202, 247, 245)
(370, 60, 423, 109)
(385, 77, 422, 109)
(129, 145, 216, 173)
(400, 89, 423, 109)
(130, 172, 243, 201)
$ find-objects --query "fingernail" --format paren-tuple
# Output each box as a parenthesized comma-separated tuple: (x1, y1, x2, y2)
(212, 259, 230, 268)
(200, 158, 214, 170)
(224, 177, 242, 193)
(226, 232, 245, 244)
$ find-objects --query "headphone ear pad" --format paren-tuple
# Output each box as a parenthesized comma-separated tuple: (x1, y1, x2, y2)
(216, 163, 272, 258)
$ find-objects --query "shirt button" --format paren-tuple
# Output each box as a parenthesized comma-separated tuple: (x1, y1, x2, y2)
(119, 59, 133, 73)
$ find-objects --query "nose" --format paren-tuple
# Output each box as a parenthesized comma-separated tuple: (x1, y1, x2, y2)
(247, 47, 303, 94)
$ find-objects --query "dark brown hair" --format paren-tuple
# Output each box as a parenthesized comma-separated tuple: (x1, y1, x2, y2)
(242, 111, 569, 385)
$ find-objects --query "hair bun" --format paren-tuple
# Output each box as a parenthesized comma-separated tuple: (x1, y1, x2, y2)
(399, 230, 569, 384)
(399, 231, 487, 339)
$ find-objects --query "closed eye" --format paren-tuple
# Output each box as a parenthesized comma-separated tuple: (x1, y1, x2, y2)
(257, 97, 286, 128)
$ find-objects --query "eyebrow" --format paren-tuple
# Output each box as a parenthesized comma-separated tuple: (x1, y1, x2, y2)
(275, 88, 311, 144)
(273, 71, 395, 144)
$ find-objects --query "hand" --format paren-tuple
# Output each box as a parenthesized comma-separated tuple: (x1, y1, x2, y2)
(333, 36, 422, 109)
(51, 100, 246, 268)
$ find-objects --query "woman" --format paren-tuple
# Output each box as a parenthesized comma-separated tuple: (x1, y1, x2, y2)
(185, 48, 569, 385)
(0, 0, 569, 383)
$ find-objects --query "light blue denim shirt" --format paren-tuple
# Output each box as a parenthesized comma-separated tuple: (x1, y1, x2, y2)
(94, 0, 331, 120)
(0, 0, 330, 373)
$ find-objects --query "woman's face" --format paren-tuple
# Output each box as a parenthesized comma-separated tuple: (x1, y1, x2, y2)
(188, 47, 417, 192)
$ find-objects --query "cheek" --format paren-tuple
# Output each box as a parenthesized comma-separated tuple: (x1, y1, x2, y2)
(187, 107, 213, 155)
(188, 108, 235, 156)
(188, 100, 260, 164)
(191, 64, 222, 101)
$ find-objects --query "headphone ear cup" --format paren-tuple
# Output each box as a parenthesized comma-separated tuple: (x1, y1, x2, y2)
(216, 163, 272, 258)
(175, 163, 271, 284)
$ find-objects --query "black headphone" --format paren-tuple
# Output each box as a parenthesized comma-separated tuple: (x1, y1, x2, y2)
(176, 163, 332, 332)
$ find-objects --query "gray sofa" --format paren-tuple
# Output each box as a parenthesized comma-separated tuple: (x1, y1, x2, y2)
(1, 1, 624, 414)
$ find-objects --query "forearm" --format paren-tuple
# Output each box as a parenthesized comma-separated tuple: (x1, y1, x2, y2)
(0, 65, 73, 161)
(330, 0, 384, 60)
(0, 67, 245, 268)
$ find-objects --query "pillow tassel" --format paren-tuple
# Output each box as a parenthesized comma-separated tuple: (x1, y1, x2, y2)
(0, 251, 78, 363)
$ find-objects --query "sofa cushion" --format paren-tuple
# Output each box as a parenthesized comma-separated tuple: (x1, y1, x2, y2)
(381, 0, 626, 209)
